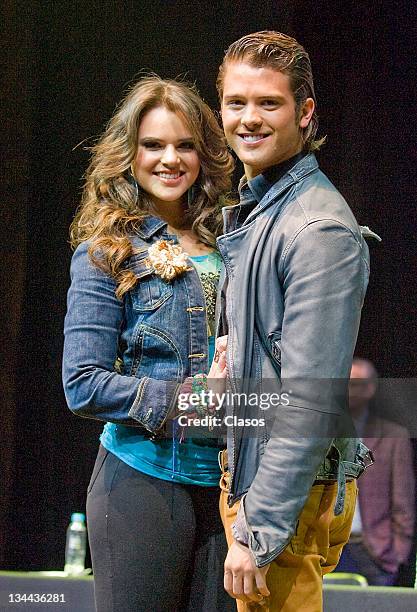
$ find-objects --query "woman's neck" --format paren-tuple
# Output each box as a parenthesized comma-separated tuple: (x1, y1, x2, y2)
(150, 198, 214, 256)
(150, 198, 187, 230)
(166, 226, 214, 257)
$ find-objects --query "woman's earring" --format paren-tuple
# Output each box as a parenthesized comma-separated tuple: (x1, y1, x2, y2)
(187, 182, 201, 207)
(127, 166, 142, 205)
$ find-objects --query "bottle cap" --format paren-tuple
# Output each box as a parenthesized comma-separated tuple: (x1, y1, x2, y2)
(71, 512, 85, 523)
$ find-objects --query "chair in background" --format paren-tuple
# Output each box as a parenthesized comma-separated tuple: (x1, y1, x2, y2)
(324, 572, 368, 587)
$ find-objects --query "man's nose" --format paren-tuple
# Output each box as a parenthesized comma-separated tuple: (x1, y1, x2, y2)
(161, 144, 180, 166)
(240, 104, 262, 129)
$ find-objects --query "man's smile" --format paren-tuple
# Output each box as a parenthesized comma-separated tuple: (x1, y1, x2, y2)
(238, 133, 270, 143)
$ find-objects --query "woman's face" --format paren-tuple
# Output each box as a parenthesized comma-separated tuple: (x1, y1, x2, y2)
(134, 106, 201, 209)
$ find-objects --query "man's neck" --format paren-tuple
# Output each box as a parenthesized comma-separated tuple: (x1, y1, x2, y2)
(350, 404, 369, 422)
(244, 148, 305, 181)
(241, 151, 307, 205)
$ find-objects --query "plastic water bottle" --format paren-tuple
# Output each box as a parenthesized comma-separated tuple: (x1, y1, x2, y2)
(64, 512, 87, 574)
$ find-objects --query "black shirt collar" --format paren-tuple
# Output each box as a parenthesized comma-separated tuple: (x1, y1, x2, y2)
(240, 152, 307, 204)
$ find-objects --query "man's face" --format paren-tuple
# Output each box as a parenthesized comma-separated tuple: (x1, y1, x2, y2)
(221, 61, 314, 179)
(349, 363, 376, 414)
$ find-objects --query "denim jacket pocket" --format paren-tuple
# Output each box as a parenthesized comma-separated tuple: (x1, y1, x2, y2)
(130, 323, 183, 381)
(129, 252, 173, 311)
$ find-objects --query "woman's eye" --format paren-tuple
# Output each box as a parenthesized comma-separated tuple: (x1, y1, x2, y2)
(142, 141, 161, 149)
(179, 142, 195, 150)
(227, 100, 244, 107)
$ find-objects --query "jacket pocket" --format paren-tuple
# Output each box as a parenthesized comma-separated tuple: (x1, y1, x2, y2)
(128, 252, 173, 311)
(131, 323, 183, 381)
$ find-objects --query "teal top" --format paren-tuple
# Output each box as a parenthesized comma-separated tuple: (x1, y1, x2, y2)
(100, 251, 223, 486)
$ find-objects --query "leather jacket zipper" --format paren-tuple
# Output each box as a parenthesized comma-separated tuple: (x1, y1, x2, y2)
(222, 257, 237, 504)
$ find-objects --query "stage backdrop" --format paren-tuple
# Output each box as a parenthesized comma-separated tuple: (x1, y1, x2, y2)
(2, 0, 416, 580)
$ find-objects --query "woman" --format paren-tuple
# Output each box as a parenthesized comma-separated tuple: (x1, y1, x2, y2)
(63, 76, 234, 611)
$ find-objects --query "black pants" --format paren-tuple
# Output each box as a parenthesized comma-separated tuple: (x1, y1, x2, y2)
(86, 445, 234, 612)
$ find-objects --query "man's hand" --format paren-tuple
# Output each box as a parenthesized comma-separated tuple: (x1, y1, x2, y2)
(207, 335, 228, 402)
(224, 541, 270, 604)
(208, 335, 228, 379)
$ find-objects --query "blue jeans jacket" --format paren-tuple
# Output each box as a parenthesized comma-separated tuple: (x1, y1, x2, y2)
(63, 216, 209, 434)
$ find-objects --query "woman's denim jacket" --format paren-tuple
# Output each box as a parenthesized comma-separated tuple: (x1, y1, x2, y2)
(63, 217, 210, 434)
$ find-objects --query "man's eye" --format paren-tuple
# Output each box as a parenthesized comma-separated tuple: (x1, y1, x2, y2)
(227, 100, 244, 107)
(262, 100, 279, 107)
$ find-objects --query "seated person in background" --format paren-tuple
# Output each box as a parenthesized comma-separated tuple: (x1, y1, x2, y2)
(337, 357, 415, 586)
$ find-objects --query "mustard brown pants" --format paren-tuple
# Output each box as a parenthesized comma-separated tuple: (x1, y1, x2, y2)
(219, 457, 357, 612)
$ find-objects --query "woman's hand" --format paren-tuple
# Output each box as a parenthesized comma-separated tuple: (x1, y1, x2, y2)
(175, 335, 228, 435)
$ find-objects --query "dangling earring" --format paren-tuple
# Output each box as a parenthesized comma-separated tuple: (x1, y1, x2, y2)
(187, 180, 202, 208)
(127, 164, 142, 205)
(187, 184, 196, 207)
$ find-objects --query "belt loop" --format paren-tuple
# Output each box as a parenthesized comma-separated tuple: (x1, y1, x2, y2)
(218, 450, 223, 471)
(333, 446, 346, 516)
(218, 449, 228, 472)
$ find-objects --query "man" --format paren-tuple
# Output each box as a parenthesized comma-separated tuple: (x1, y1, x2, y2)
(337, 357, 415, 585)
(214, 31, 376, 611)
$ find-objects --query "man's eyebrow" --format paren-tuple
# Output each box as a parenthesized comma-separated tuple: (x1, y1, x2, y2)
(258, 94, 285, 100)
(223, 94, 286, 101)
(223, 94, 245, 100)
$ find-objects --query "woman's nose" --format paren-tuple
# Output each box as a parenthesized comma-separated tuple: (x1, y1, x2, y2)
(161, 144, 180, 166)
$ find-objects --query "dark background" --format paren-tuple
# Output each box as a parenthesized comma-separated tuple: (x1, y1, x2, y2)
(2, 0, 416, 583)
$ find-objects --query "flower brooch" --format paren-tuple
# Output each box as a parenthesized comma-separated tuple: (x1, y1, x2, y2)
(147, 239, 189, 281)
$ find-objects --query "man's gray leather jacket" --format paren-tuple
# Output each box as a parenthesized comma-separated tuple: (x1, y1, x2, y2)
(216, 153, 378, 567)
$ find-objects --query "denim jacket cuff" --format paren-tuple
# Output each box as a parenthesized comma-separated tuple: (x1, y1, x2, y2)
(231, 494, 250, 546)
(128, 377, 181, 433)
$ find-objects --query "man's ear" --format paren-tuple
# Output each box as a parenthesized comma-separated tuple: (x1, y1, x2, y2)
(299, 98, 315, 129)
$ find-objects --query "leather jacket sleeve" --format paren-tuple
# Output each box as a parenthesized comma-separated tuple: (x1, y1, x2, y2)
(237, 220, 370, 567)
(62, 242, 180, 431)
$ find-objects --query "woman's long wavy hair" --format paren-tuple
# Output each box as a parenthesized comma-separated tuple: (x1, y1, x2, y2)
(70, 75, 234, 298)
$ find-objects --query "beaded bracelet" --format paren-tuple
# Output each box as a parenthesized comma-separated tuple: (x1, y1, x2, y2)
(191, 374, 211, 418)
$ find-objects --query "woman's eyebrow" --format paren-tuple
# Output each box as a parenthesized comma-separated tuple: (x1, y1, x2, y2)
(138, 136, 194, 143)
